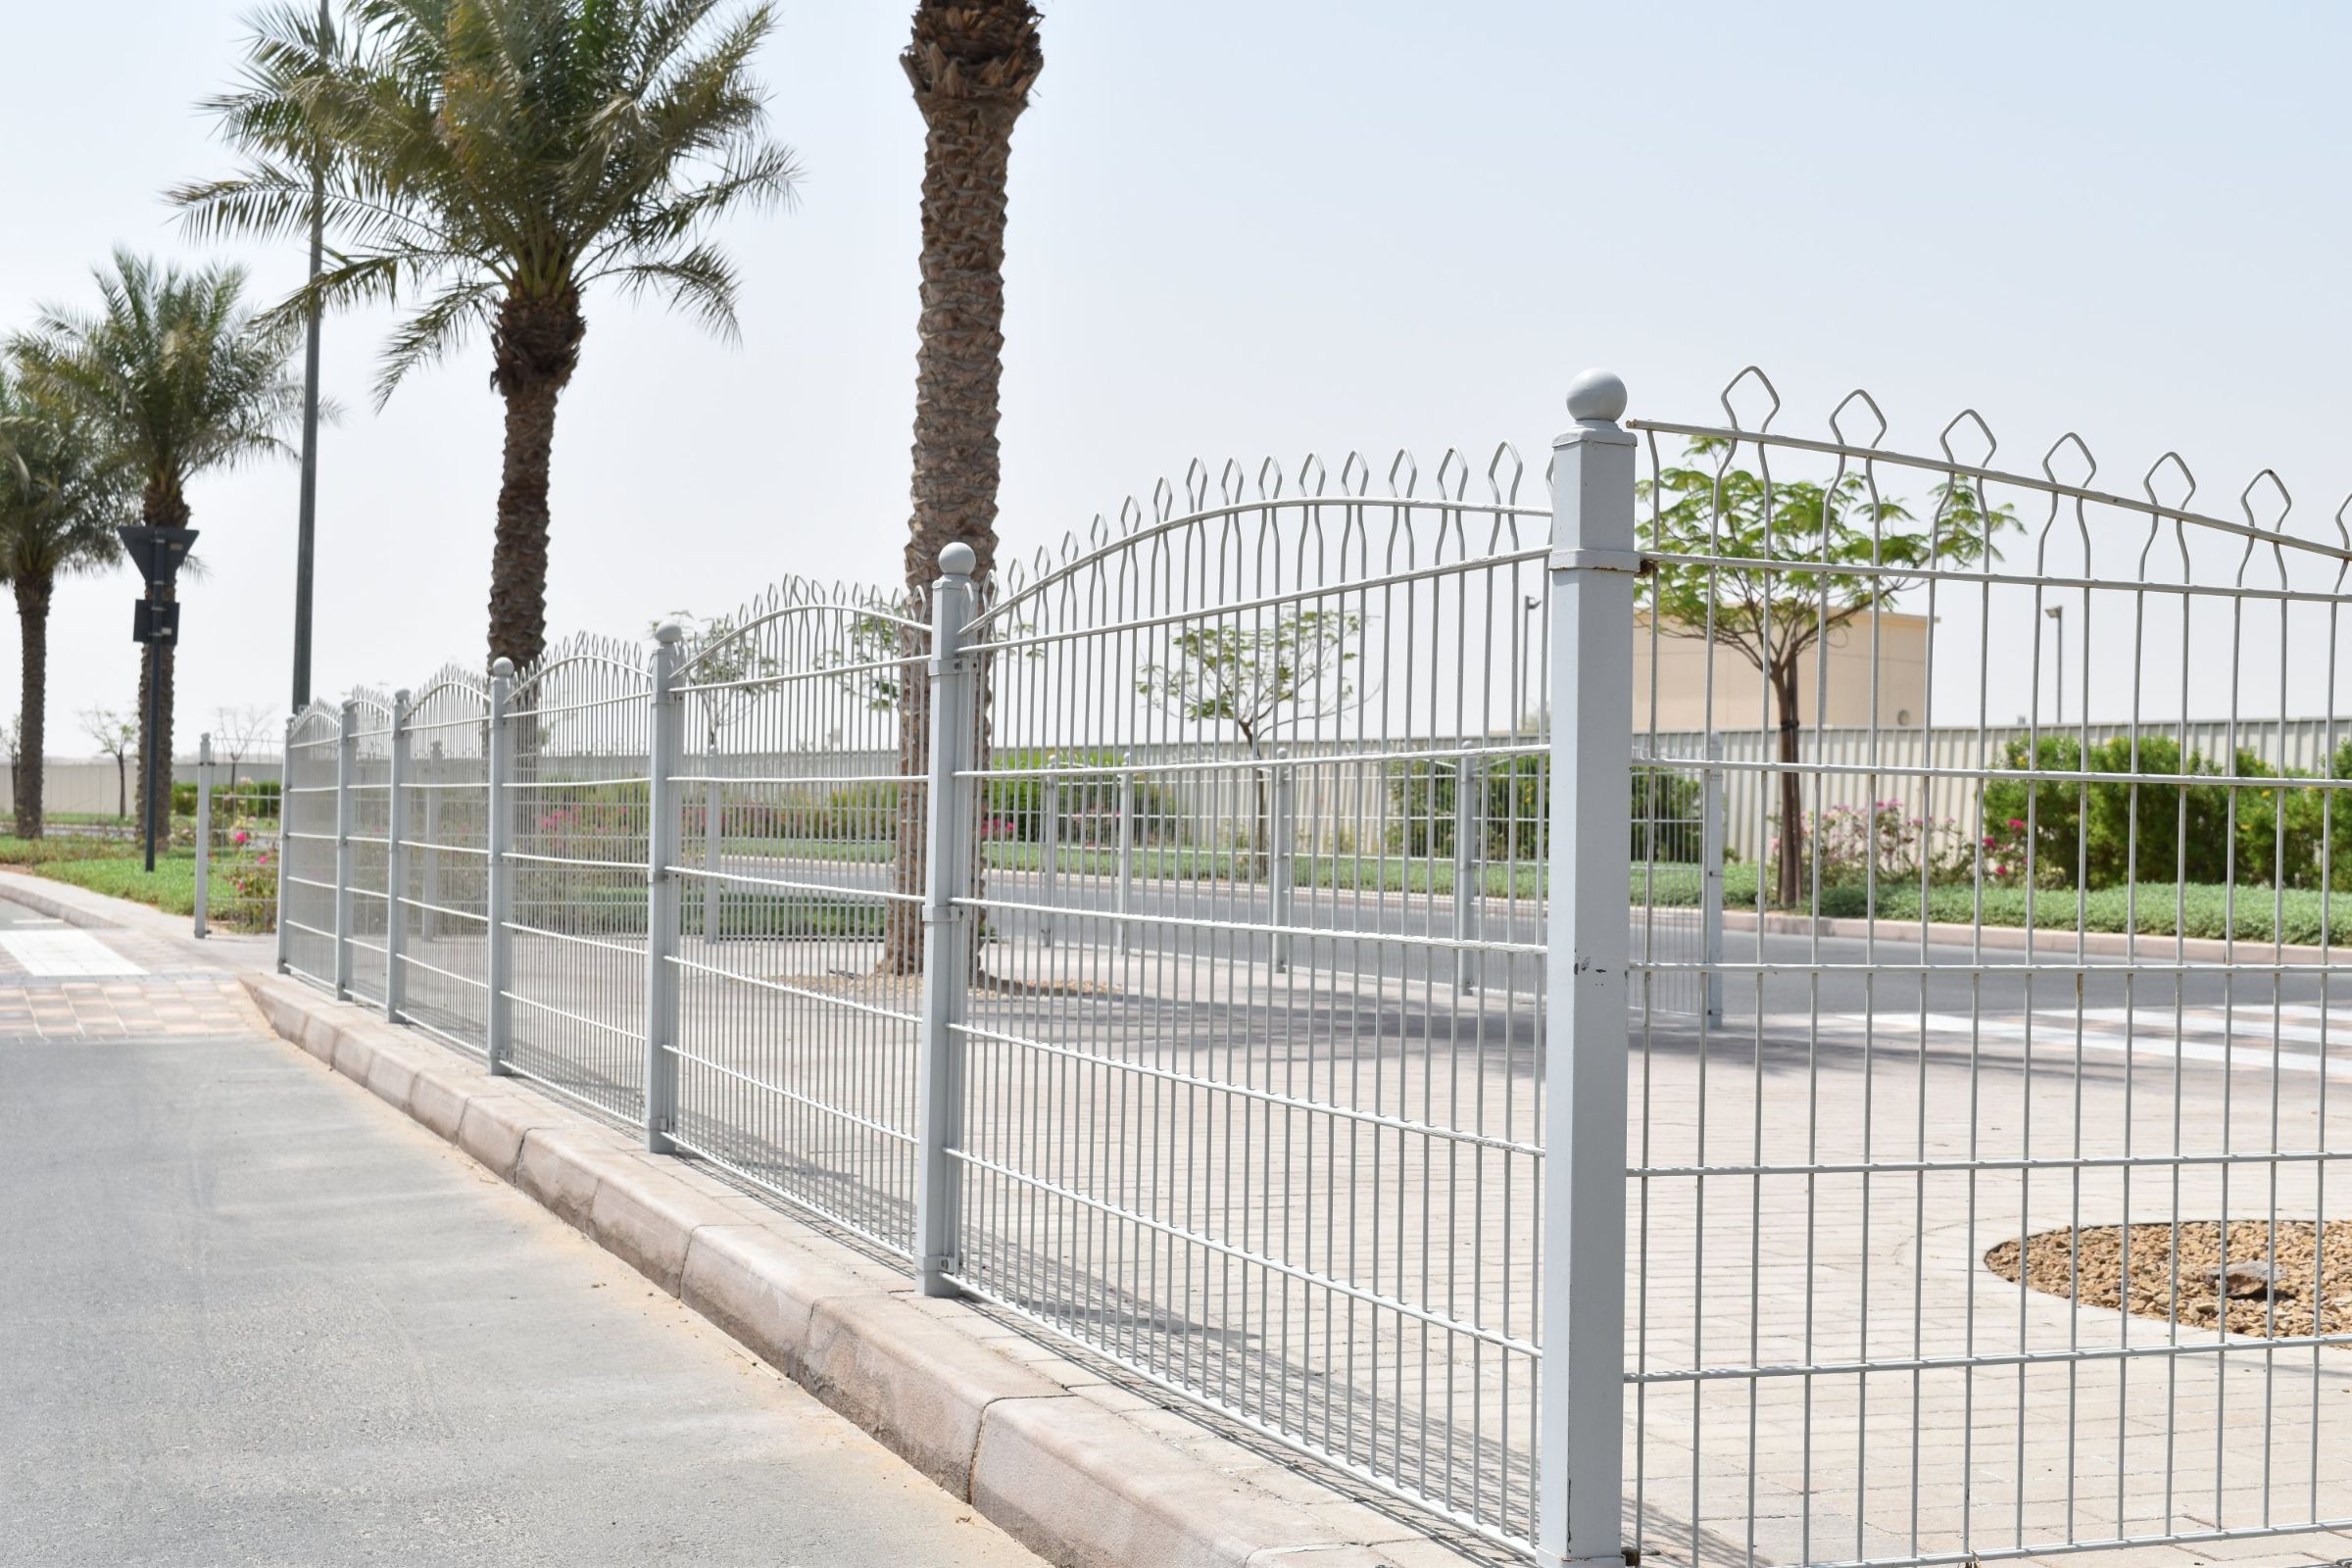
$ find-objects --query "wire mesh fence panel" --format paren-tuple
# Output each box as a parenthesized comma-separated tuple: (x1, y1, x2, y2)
(280, 705, 341, 987)
(399, 668, 491, 1054)
(345, 693, 394, 1008)
(1622, 371, 2352, 1567)
(502, 636, 654, 1126)
(204, 753, 283, 933)
(944, 452, 1554, 1547)
(662, 582, 930, 1256)
(1631, 738, 1718, 1025)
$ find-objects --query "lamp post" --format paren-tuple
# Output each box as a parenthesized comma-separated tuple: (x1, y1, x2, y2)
(119, 524, 199, 872)
(290, 0, 331, 712)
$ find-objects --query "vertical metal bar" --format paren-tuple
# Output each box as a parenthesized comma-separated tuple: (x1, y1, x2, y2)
(1454, 753, 1481, 990)
(1116, 752, 1135, 956)
(486, 659, 516, 1076)
(703, 773, 721, 945)
(1538, 368, 1636, 1568)
(333, 698, 357, 1001)
(915, 543, 979, 1298)
(1040, 764, 1059, 948)
(1269, 752, 1295, 974)
(274, 713, 294, 974)
(421, 741, 441, 942)
(385, 688, 411, 1022)
(646, 624, 685, 1154)
(193, 733, 212, 939)
(1701, 732, 1725, 1031)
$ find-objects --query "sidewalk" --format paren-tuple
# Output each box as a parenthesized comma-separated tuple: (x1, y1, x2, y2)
(0, 885, 1047, 1567)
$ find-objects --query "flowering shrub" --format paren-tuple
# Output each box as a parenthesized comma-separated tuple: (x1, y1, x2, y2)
(1768, 801, 1978, 894)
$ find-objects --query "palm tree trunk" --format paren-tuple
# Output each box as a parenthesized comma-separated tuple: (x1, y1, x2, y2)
(13, 576, 49, 839)
(882, 1, 1044, 977)
(486, 289, 585, 670)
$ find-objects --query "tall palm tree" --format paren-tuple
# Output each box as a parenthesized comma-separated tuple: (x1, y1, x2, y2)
(174, 0, 801, 669)
(0, 364, 134, 838)
(881, 0, 1044, 975)
(12, 251, 305, 827)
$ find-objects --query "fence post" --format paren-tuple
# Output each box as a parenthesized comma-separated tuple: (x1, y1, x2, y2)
(333, 699, 357, 1000)
(274, 714, 294, 973)
(485, 659, 515, 1075)
(1268, 752, 1296, 974)
(385, 689, 412, 1022)
(1454, 753, 1482, 990)
(193, 734, 213, 939)
(1039, 764, 1059, 949)
(914, 542, 980, 1298)
(1701, 733, 1725, 1031)
(1538, 368, 1636, 1568)
(1116, 752, 1135, 956)
(644, 624, 685, 1154)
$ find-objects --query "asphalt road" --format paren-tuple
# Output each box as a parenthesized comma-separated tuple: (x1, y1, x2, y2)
(0, 898, 1040, 1568)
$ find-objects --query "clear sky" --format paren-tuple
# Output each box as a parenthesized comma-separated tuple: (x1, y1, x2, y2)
(2, 0, 2347, 750)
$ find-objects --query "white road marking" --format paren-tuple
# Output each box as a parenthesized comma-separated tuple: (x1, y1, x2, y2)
(0, 931, 143, 977)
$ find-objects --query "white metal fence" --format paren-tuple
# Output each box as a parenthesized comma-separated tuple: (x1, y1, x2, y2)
(270, 370, 2352, 1567)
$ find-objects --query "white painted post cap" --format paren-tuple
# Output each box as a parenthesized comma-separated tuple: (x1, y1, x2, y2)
(939, 541, 977, 577)
(1565, 368, 1629, 423)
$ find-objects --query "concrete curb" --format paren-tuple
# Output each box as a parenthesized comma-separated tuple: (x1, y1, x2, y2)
(1721, 906, 2344, 965)
(235, 971, 1463, 1568)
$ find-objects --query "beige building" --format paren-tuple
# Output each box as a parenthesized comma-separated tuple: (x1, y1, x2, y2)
(1632, 610, 1931, 733)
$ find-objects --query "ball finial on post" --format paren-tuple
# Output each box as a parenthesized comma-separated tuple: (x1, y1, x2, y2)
(653, 621, 685, 647)
(1565, 368, 1629, 425)
(938, 541, 977, 578)
(490, 657, 514, 678)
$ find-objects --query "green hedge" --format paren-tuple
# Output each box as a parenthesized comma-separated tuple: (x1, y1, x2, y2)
(1984, 735, 2352, 892)
(1392, 757, 1693, 859)
(1636, 866, 2352, 947)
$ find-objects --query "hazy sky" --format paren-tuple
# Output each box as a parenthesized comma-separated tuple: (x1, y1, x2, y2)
(3, 1, 2348, 751)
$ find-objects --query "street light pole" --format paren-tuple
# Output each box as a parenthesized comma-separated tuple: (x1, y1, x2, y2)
(290, 0, 330, 713)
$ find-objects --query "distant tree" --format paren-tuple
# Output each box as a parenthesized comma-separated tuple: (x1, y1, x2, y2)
(82, 709, 138, 821)
(1641, 438, 2016, 906)
(179, 0, 802, 670)
(12, 251, 303, 829)
(0, 358, 134, 837)
(1136, 609, 1364, 871)
(213, 704, 275, 791)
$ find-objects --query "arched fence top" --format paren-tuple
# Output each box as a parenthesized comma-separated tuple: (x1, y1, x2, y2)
(961, 443, 1551, 642)
(507, 629, 653, 703)
(288, 703, 341, 745)
(407, 663, 489, 712)
(672, 573, 925, 688)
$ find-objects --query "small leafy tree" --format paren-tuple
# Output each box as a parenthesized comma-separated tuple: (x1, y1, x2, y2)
(1642, 439, 2015, 906)
(1137, 609, 1363, 870)
(82, 708, 137, 820)
(213, 704, 275, 791)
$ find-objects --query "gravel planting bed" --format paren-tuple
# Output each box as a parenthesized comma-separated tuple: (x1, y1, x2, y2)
(1986, 1220, 2352, 1342)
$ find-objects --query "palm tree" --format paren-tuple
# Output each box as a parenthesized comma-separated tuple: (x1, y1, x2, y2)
(0, 364, 134, 837)
(881, 0, 1044, 975)
(12, 252, 304, 829)
(175, 0, 801, 669)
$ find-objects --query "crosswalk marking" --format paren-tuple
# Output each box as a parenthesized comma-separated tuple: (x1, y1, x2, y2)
(0, 931, 144, 978)
(1782, 1003, 2352, 1081)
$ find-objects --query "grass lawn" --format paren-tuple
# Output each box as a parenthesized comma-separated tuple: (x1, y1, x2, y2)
(24, 853, 200, 916)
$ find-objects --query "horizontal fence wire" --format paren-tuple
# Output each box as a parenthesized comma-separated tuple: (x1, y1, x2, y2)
(269, 374, 2352, 1566)
(279, 705, 341, 986)
(663, 584, 932, 1257)
(946, 459, 1556, 1548)
(1623, 372, 2352, 1568)
(399, 669, 492, 1054)
(503, 636, 654, 1127)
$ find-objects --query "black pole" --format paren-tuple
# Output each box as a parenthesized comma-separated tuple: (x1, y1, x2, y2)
(141, 638, 161, 873)
(290, 0, 329, 712)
